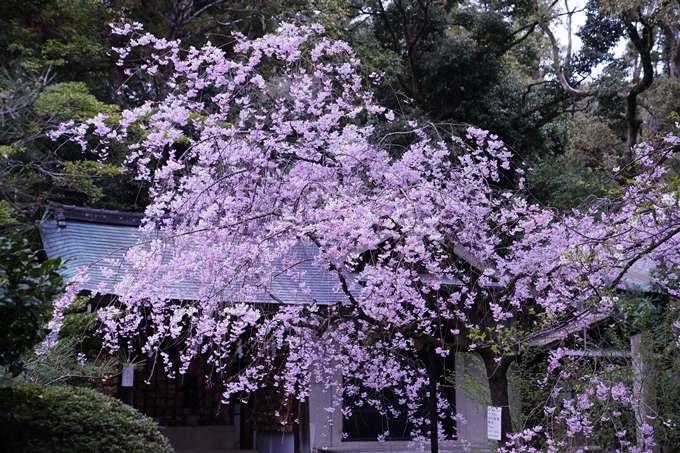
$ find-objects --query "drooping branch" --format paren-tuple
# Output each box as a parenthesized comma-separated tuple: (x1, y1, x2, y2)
(50, 23, 680, 451)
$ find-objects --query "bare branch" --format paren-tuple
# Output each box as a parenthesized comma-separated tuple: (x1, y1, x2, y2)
(533, 0, 593, 98)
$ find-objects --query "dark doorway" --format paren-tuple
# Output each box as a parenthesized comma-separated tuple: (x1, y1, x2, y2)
(342, 352, 456, 441)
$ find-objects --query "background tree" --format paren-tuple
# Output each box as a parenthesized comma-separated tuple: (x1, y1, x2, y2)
(0, 69, 140, 222)
(0, 0, 112, 97)
(535, 0, 680, 152)
(0, 229, 63, 376)
(340, 0, 574, 157)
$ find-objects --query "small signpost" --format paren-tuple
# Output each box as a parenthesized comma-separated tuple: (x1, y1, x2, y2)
(487, 406, 502, 441)
(122, 365, 134, 387)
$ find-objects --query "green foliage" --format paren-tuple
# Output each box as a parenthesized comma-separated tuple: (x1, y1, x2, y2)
(0, 0, 109, 80)
(640, 78, 680, 137)
(0, 69, 53, 144)
(448, 353, 492, 408)
(1, 291, 129, 390)
(526, 154, 607, 211)
(0, 229, 63, 376)
(571, 1, 625, 77)
(61, 295, 118, 353)
(612, 293, 680, 451)
(515, 347, 550, 436)
(8, 339, 120, 388)
(593, 61, 629, 140)
(419, 30, 505, 119)
(54, 160, 125, 202)
(0, 201, 19, 226)
(0, 294, 121, 388)
(0, 69, 130, 220)
(34, 82, 118, 122)
(347, 0, 580, 161)
(369, 2, 512, 122)
(524, 116, 628, 211)
(0, 382, 174, 453)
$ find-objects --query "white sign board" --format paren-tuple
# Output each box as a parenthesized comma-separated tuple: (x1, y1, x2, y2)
(122, 366, 134, 387)
(487, 406, 502, 440)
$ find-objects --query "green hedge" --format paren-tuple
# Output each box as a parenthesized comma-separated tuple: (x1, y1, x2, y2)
(0, 382, 174, 453)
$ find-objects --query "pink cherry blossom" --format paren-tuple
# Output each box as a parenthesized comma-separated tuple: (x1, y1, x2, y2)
(51, 23, 680, 452)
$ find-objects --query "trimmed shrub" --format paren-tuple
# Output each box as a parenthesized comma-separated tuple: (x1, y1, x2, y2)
(0, 382, 174, 453)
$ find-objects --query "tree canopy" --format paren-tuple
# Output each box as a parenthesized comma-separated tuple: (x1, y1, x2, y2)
(51, 24, 680, 452)
(3, 0, 680, 451)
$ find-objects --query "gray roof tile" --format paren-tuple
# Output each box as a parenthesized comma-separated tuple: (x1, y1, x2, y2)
(40, 219, 356, 305)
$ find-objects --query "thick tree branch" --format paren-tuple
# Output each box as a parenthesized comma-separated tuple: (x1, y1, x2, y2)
(500, 22, 538, 54)
(533, 0, 593, 98)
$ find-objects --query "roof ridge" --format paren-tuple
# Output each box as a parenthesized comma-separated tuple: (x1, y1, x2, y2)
(48, 202, 145, 227)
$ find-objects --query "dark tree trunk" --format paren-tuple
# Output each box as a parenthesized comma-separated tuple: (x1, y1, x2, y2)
(107, 31, 127, 106)
(669, 39, 680, 79)
(622, 16, 655, 151)
(625, 93, 644, 151)
(479, 350, 514, 444)
(658, 21, 680, 79)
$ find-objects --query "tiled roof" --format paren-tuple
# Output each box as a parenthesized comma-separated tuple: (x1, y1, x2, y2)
(40, 219, 141, 291)
(39, 215, 356, 305)
(613, 263, 654, 292)
(39, 203, 656, 311)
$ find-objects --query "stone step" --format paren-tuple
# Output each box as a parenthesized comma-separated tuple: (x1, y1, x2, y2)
(174, 451, 236, 453)
(161, 425, 236, 451)
(174, 451, 257, 453)
(324, 442, 491, 453)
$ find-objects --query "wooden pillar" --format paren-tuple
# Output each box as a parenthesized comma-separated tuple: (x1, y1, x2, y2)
(631, 333, 659, 453)
(295, 400, 311, 453)
(429, 347, 439, 453)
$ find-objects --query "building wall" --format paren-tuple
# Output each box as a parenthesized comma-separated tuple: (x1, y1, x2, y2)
(305, 352, 512, 450)
(308, 377, 344, 448)
(454, 353, 490, 445)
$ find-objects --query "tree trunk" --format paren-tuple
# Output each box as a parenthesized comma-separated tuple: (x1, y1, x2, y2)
(107, 31, 127, 106)
(622, 16, 655, 150)
(479, 350, 514, 444)
(669, 39, 680, 79)
(658, 20, 680, 79)
(625, 93, 643, 151)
